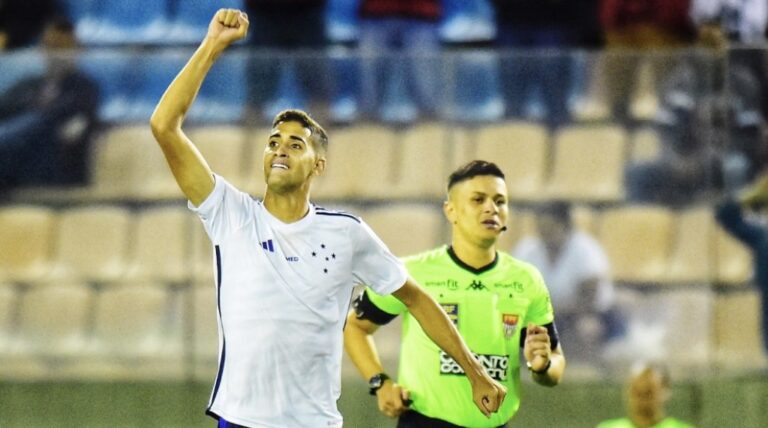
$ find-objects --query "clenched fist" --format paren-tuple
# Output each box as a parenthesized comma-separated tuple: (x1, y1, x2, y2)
(207, 9, 249, 47)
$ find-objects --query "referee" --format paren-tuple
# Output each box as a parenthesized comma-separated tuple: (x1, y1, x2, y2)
(345, 161, 566, 427)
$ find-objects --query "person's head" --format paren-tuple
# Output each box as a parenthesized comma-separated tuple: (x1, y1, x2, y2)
(534, 200, 572, 253)
(42, 17, 79, 74)
(444, 160, 508, 248)
(263, 109, 328, 194)
(626, 362, 671, 427)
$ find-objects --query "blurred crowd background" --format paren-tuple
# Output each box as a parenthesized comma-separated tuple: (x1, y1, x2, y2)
(1, 0, 768, 427)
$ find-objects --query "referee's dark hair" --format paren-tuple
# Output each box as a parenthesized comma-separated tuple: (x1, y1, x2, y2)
(447, 160, 505, 191)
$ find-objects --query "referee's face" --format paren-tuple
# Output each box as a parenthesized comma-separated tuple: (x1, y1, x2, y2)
(445, 175, 509, 247)
(264, 121, 324, 192)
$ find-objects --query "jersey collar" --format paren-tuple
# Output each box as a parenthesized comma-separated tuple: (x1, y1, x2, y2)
(446, 246, 498, 275)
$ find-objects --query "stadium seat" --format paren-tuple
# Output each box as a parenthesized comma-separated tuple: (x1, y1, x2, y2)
(630, 126, 661, 162)
(47, 206, 132, 284)
(665, 206, 715, 284)
(312, 125, 397, 200)
(191, 223, 215, 283)
(546, 124, 627, 202)
(14, 282, 92, 358)
(79, 282, 183, 379)
(445, 125, 476, 171)
(714, 225, 753, 286)
(362, 204, 444, 257)
(88, 125, 166, 199)
(245, 127, 271, 197)
(473, 121, 549, 202)
(124, 207, 193, 284)
(599, 205, 674, 283)
(166, 0, 244, 44)
(187, 125, 250, 189)
(75, 0, 170, 45)
(192, 285, 219, 380)
(0, 283, 18, 351)
(390, 123, 451, 199)
(713, 289, 768, 370)
(0, 206, 56, 283)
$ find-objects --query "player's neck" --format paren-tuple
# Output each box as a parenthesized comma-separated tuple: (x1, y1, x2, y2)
(450, 238, 496, 270)
(263, 190, 311, 223)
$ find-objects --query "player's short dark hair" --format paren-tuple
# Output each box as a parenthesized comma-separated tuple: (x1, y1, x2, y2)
(272, 109, 328, 153)
(447, 160, 505, 191)
(537, 200, 572, 228)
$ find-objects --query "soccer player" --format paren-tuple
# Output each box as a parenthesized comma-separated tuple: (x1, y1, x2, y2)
(596, 362, 693, 428)
(344, 160, 566, 427)
(149, 9, 505, 428)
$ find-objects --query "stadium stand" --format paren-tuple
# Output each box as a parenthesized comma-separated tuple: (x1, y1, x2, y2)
(713, 290, 768, 369)
(474, 121, 549, 202)
(665, 206, 715, 284)
(714, 224, 754, 286)
(598, 205, 675, 283)
(546, 124, 627, 202)
(124, 206, 193, 284)
(46, 206, 132, 284)
(390, 122, 452, 199)
(0, 205, 56, 283)
(362, 203, 444, 257)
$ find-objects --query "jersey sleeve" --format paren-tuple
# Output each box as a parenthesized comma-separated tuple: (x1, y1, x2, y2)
(365, 287, 408, 316)
(188, 174, 254, 242)
(524, 266, 555, 326)
(350, 220, 408, 296)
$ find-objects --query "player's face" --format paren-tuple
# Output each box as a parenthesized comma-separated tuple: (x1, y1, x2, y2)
(263, 121, 324, 193)
(445, 175, 509, 246)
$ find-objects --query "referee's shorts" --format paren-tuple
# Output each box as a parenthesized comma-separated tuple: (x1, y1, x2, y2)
(398, 410, 508, 428)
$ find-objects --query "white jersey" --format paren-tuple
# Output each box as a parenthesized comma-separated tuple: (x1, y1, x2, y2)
(189, 175, 407, 428)
(512, 231, 614, 313)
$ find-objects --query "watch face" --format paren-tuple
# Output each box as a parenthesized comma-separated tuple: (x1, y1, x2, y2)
(370, 375, 383, 388)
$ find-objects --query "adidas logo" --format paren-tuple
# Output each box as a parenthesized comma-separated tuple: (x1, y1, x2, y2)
(261, 239, 274, 252)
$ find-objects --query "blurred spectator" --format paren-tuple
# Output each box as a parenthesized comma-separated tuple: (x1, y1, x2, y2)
(692, 0, 767, 47)
(438, 0, 504, 123)
(512, 201, 624, 366)
(492, 0, 601, 126)
(244, 0, 328, 119)
(597, 0, 696, 121)
(625, 65, 722, 205)
(715, 171, 768, 354)
(0, 0, 57, 50)
(596, 362, 694, 428)
(0, 18, 99, 191)
(333, 0, 444, 123)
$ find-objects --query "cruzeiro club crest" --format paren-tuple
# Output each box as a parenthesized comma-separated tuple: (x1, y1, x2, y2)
(502, 314, 519, 339)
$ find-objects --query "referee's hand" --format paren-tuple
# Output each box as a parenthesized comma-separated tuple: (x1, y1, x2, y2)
(375, 380, 411, 418)
(470, 372, 506, 417)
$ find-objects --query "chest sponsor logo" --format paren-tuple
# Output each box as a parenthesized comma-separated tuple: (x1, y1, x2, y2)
(502, 313, 519, 339)
(466, 280, 488, 291)
(493, 281, 524, 293)
(424, 279, 459, 290)
(440, 303, 459, 325)
(440, 351, 508, 381)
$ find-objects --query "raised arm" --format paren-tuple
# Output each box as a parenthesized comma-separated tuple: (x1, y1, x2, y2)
(149, 9, 248, 206)
(392, 279, 507, 417)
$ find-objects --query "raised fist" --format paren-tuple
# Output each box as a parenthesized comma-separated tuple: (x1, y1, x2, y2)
(207, 9, 249, 47)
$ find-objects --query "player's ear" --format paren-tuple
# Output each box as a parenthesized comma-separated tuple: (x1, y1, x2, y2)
(443, 200, 456, 224)
(313, 156, 326, 177)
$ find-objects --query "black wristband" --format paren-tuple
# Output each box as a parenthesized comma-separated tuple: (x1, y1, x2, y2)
(368, 372, 390, 395)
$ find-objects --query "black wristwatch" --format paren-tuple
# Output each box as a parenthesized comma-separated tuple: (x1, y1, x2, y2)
(368, 373, 390, 395)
